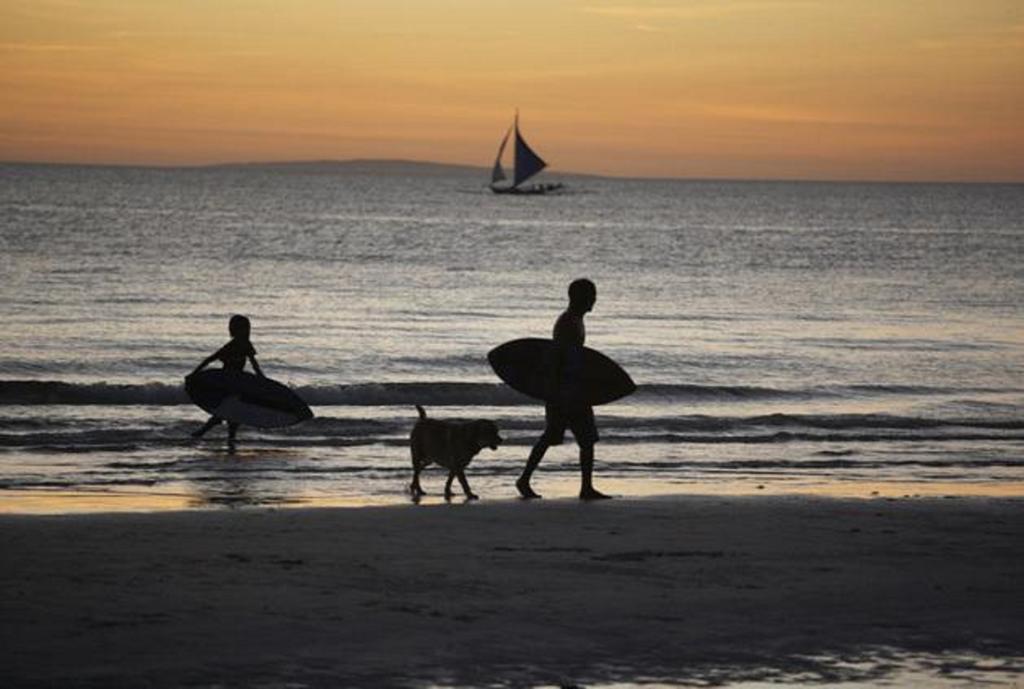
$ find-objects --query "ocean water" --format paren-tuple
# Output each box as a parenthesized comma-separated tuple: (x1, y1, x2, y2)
(1, 163, 1022, 512)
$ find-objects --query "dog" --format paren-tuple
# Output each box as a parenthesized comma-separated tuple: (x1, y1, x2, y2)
(409, 405, 502, 500)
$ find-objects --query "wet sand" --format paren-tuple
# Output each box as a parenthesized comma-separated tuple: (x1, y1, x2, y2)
(1, 496, 1022, 687)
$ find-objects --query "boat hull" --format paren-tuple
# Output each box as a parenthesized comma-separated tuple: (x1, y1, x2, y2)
(489, 183, 564, 195)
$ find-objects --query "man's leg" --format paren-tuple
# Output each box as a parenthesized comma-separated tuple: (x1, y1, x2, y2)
(517, 439, 547, 498)
(226, 422, 240, 452)
(578, 443, 611, 500)
(571, 406, 610, 500)
(192, 416, 221, 438)
(520, 403, 565, 499)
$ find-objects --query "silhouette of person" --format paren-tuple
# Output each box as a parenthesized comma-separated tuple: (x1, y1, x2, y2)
(517, 278, 611, 500)
(188, 314, 263, 444)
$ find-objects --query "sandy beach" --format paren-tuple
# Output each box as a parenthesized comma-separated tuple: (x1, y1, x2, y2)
(2, 495, 1022, 687)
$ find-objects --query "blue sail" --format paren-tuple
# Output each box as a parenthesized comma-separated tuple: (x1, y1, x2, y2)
(513, 121, 547, 188)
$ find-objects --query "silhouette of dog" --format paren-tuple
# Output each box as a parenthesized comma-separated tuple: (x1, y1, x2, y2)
(409, 405, 502, 500)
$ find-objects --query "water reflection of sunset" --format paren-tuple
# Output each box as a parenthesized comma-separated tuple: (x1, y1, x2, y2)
(5, 478, 1023, 515)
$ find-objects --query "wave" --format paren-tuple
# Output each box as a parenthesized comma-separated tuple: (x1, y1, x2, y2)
(600, 431, 1024, 445)
(0, 381, 190, 405)
(737, 413, 1024, 431)
(599, 458, 1024, 471)
(1, 416, 1021, 452)
(3, 379, 1019, 407)
(3, 454, 1020, 492)
(0, 380, 521, 406)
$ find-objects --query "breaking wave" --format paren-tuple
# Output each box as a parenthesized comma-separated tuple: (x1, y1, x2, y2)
(0, 411, 1021, 452)
(2, 379, 1018, 407)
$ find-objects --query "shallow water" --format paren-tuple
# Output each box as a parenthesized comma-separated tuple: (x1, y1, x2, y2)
(1, 164, 1022, 511)
(536, 650, 1024, 688)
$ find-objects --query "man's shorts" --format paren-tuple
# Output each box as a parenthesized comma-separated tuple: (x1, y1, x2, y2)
(542, 403, 599, 446)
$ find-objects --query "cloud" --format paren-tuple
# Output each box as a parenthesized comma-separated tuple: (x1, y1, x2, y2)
(581, 1, 818, 21)
(0, 42, 107, 53)
(914, 22, 1024, 52)
(2, 0, 122, 27)
(698, 103, 950, 131)
(634, 22, 668, 33)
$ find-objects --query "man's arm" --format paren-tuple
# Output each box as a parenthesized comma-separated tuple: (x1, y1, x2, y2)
(249, 354, 264, 377)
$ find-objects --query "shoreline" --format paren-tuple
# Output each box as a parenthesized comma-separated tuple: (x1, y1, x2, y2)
(3, 476, 1024, 516)
(2, 495, 1022, 687)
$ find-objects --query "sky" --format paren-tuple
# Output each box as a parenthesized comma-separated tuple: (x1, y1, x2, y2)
(1, 0, 1022, 181)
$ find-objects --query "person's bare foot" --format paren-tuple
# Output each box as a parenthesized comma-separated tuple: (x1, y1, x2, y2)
(516, 478, 542, 499)
(579, 488, 612, 501)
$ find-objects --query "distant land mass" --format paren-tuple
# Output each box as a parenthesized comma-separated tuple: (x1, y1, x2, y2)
(208, 159, 492, 177)
(196, 162, 1017, 185)
(209, 158, 611, 180)
(2, 158, 606, 180)
(4, 159, 1013, 184)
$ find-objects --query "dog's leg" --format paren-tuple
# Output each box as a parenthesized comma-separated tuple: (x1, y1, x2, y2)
(410, 447, 426, 498)
(444, 470, 456, 501)
(456, 469, 478, 500)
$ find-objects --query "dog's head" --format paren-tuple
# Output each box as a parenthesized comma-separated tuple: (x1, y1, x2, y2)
(472, 420, 502, 451)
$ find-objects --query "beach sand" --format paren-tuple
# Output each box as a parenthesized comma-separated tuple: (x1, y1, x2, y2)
(2, 496, 1022, 687)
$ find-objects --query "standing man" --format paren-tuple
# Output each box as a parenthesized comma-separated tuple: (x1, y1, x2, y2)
(517, 278, 611, 500)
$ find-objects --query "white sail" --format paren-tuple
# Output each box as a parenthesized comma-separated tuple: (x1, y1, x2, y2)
(491, 126, 512, 185)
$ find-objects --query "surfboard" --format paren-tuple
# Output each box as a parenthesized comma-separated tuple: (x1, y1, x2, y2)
(185, 370, 313, 428)
(487, 338, 636, 406)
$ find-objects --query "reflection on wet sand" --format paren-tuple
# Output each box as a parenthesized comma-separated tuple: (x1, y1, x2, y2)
(0, 489, 194, 515)
(3, 476, 1023, 515)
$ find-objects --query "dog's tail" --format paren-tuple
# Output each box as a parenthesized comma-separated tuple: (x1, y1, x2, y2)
(415, 405, 427, 420)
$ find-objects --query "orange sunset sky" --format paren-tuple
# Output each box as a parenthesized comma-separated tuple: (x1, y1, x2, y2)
(2, 0, 1022, 181)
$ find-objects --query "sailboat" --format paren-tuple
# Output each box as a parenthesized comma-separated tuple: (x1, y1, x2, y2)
(489, 112, 564, 195)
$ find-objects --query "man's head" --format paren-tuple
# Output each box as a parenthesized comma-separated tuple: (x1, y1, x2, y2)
(229, 314, 251, 340)
(568, 278, 597, 314)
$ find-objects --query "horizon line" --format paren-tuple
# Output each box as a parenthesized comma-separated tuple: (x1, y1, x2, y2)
(2, 158, 1021, 186)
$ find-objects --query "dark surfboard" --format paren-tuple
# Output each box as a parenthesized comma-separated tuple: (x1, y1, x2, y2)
(185, 370, 313, 428)
(487, 338, 636, 406)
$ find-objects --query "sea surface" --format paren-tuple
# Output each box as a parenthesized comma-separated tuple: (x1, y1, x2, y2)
(1, 163, 1022, 512)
